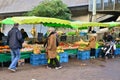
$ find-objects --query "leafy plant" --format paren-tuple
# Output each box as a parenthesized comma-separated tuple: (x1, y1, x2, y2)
(24, 0, 71, 20)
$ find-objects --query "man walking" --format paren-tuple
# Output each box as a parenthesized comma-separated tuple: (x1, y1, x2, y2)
(7, 23, 24, 72)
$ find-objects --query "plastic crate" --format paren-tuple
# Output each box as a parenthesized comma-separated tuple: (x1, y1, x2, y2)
(39, 53, 47, 59)
(30, 53, 46, 60)
(86, 51, 90, 59)
(30, 59, 47, 66)
(115, 48, 120, 55)
(77, 52, 86, 60)
(77, 50, 90, 60)
(59, 52, 68, 58)
(30, 53, 47, 66)
(30, 55, 40, 61)
(30, 54, 40, 58)
(58, 52, 69, 63)
(30, 61, 40, 66)
(30, 60, 40, 64)
(59, 57, 68, 63)
(39, 59, 47, 65)
(95, 48, 100, 58)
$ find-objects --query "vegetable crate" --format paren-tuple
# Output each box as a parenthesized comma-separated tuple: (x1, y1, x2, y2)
(30, 53, 47, 66)
(77, 50, 90, 60)
(95, 48, 100, 58)
(59, 52, 69, 63)
(115, 48, 120, 55)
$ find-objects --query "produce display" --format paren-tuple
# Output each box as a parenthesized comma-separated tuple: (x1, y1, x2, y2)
(56, 46, 64, 53)
(59, 42, 78, 50)
(33, 44, 41, 54)
(57, 39, 90, 51)
(74, 39, 88, 45)
(20, 48, 33, 53)
(0, 45, 10, 53)
(74, 39, 89, 50)
(22, 43, 45, 54)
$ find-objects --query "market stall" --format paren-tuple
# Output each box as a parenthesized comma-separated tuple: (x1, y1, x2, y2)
(0, 16, 120, 67)
(0, 16, 73, 67)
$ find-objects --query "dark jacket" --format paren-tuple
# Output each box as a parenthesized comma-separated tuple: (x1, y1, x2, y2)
(22, 32, 28, 39)
(7, 27, 24, 49)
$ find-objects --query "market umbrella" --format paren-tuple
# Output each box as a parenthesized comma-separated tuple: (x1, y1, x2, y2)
(80, 22, 109, 27)
(1, 16, 71, 28)
(71, 21, 88, 29)
(2, 18, 15, 24)
(71, 21, 110, 30)
(105, 22, 120, 28)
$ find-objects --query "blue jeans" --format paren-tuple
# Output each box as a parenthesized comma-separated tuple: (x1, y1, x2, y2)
(9, 49, 20, 69)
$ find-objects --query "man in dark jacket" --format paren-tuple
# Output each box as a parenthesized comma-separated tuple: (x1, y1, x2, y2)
(7, 23, 24, 72)
(21, 28, 28, 40)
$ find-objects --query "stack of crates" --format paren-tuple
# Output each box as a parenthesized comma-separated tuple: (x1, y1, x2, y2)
(30, 53, 47, 66)
(77, 50, 90, 60)
(58, 52, 68, 63)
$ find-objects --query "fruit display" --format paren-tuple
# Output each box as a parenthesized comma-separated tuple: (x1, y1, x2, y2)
(0, 45, 10, 53)
(0, 45, 9, 49)
(21, 43, 33, 52)
(74, 39, 88, 45)
(21, 44, 45, 54)
(78, 44, 88, 51)
(73, 39, 89, 50)
(20, 48, 33, 52)
(33, 44, 41, 54)
(57, 46, 64, 53)
(59, 42, 78, 50)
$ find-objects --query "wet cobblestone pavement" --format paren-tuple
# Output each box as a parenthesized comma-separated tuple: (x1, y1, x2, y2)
(0, 57, 120, 80)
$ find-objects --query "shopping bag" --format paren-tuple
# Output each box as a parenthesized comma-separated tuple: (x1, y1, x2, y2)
(47, 55, 60, 64)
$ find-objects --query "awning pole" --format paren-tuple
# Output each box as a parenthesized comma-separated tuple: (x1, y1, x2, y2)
(92, 0, 97, 31)
(92, 0, 96, 22)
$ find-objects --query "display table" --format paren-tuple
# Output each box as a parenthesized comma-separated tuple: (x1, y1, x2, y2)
(63, 47, 78, 56)
(0, 51, 32, 67)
